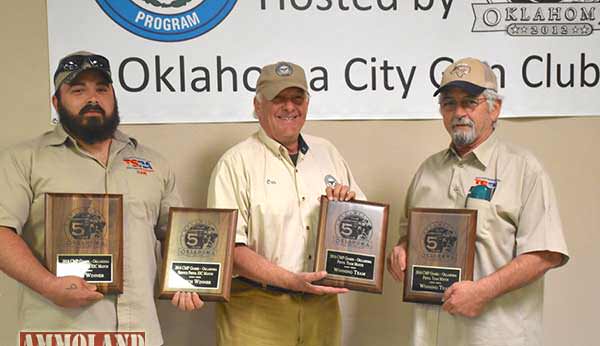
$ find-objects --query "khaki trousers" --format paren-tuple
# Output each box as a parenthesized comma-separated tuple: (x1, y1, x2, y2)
(216, 280, 341, 346)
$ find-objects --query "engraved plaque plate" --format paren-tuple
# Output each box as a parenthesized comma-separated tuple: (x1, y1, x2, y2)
(159, 208, 237, 302)
(314, 196, 389, 293)
(45, 193, 123, 294)
(403, 208, 477, 304)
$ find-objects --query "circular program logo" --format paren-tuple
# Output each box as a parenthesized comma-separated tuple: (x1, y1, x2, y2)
(179, 221, 218, 256)
(422, 221, 457, 260)
(65, 208, 107, 241)
(96, 0, 237, 42)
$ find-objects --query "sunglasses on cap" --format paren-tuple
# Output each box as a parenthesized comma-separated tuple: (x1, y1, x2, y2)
(54, 54, 111, 80)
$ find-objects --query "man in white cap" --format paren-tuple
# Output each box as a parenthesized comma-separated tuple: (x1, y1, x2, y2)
(208, 61, 365, 346)
(0, 51, 201, 346)
(387, 57, 569, 346)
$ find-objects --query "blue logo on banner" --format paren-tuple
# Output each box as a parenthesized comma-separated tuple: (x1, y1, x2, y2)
(96, 0, 237, 42)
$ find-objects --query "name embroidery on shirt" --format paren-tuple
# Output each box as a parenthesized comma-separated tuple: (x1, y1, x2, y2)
(123, 157, 155, 175)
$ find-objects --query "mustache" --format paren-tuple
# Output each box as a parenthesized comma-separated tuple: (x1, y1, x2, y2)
(451, 117, 474, 128)
(79, 103, 106, 117)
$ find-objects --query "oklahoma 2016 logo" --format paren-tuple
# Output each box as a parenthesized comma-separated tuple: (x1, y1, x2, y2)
(96, 0, 237, 42)
(473, 1, 600, 36)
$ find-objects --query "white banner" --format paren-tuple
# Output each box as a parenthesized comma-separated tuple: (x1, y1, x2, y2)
(47, 1, 600, 123)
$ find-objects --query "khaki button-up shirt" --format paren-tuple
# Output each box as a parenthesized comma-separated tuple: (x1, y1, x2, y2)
(208, 129, 365, 273)
(0, 125, 181, 346)
(403, 133, 569, 346)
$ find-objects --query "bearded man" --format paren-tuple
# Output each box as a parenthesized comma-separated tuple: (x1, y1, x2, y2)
(0, 51, 200, 346)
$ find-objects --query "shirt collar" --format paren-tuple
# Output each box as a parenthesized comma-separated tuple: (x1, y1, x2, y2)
(257, 128, 310, 156)
(470, 131, 497, 168)
(42, 124, 137, 148)
(298, 134, 309, 155)
(444, 131, 498, 169)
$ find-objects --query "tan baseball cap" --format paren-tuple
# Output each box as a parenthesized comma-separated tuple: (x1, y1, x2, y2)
(256, 61, 308, 100)
(433, 57, 497, 96)
(53, 51, 112, 91)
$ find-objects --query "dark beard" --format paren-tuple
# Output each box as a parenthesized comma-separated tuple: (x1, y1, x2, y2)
(58, 98, 120, 145)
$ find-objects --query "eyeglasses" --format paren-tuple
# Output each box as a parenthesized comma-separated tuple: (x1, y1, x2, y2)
(440, 97, 487, 112)
(54, 54, 111, 79)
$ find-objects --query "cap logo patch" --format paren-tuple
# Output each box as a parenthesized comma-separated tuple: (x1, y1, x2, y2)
(275, 62, 293, 76)
(450, 64, 471, 78)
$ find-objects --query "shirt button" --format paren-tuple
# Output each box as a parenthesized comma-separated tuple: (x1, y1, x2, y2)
(454, 186, 461, 193)
(295, 169, 299, 173)
(457, 163, 464, 168)
(308, 255, 313, 260)
(301, 196, 306, 201)
(306, 226, 310, 230)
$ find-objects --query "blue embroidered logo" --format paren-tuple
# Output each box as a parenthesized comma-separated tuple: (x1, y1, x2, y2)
(96, 0, 237, 42)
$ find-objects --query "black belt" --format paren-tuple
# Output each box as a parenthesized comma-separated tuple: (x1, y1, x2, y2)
(236, 277, 307, 295)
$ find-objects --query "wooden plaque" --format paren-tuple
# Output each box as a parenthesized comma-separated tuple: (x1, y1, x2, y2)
(314, 196, 389, 293)
(159, 208, 237, 302)
(45, 193, 123, 294)
(403, 208, 477, 304)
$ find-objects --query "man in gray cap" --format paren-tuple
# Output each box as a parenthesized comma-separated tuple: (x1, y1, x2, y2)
(208, 61, 365, 346)
(0, 51, 202, 346)
(387, 57, 569, 346)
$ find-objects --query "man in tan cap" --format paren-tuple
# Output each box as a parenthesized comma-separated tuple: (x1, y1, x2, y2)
(208, 61, 365, 345)
(0, 51, 201, 346)
(387, 57, 569, 346)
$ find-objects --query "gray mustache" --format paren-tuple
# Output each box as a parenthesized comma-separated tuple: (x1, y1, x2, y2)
(452, 118, 474, 128)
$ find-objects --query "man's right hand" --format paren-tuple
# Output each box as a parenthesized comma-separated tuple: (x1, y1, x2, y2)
(291, 271, 349, 295)
(387, 241, 407, 282)
(43, 275, 104, 308)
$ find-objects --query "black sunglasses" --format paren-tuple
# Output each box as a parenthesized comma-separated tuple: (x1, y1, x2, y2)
(54, 54, 111, 79)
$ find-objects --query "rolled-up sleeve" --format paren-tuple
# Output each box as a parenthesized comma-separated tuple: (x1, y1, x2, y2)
(516, 166, 569, 265)
(0, 147, 33, 234)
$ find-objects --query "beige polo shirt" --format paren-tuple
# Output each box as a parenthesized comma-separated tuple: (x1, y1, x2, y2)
(0, 125, 181, 346)
(402, 132, 569, 346)
(208, 129, 365, 273)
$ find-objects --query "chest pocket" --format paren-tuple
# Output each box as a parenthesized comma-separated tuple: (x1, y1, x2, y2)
(252, 174, 297, 219)
(115, 162, 163, 223)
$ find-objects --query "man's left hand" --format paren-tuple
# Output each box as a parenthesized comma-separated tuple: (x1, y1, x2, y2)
(171, 291, 204, 312)
(326, 184, 355, 201)
(442, 281, 491, 318)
